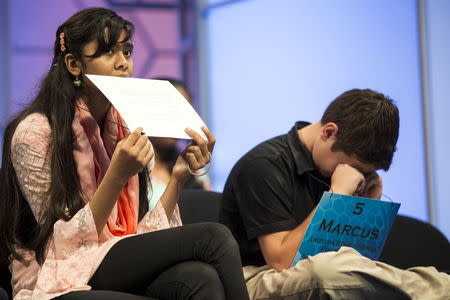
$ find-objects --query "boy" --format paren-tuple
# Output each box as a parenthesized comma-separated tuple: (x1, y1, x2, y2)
(220, 89, 449, 299)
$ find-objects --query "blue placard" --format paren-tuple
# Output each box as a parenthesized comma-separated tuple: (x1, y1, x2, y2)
(292, 192, 400, 266)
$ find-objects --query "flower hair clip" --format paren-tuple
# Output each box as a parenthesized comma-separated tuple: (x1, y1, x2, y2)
(59, 32, 66, 52)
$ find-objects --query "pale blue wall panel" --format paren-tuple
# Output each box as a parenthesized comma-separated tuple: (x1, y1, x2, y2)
(426, 0, 450, 238)
(205, 0, 428, 222)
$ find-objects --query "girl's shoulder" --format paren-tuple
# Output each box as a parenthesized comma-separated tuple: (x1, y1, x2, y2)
(12, 113, 51, 147)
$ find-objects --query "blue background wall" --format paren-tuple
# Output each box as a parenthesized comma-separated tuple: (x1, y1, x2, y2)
(202, 0, 435, 231)
(426, 0, 450, 239)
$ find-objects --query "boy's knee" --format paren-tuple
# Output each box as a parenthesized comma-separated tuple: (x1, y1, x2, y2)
(302, 247, 375, 288)
(308, 256, 343, 284)
(305, 247, 369, 285)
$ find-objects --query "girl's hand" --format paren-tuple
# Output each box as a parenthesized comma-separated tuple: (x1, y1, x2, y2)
(172, 126, 216, 182)
(108, 127, 154, 185)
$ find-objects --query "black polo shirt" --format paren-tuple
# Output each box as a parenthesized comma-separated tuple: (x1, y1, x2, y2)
(220, 121, 330, 266)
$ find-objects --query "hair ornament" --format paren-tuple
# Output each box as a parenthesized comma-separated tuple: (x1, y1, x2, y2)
(59, 32, 66, 52)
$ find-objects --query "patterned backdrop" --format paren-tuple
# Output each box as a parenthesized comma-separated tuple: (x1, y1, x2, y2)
(9, 0, 198, 116)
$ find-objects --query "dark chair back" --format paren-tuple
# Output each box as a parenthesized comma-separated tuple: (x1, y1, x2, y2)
(178, 190, 450, 273)
(178, 189, 222, 224)
(379, 215, 450, 273)
(0, 288, 8, 300)
(0, 262, 11, 300)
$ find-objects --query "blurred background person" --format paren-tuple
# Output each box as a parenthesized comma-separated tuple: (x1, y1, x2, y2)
(149, 78, 211, 210)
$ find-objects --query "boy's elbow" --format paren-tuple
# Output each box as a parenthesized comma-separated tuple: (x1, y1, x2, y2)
(271, 263, 288, 272)
(259, 232, 296, 272)
(266, 257, 292, 272)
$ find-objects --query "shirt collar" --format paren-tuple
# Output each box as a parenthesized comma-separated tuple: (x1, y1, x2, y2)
(287, 121, 316, 176)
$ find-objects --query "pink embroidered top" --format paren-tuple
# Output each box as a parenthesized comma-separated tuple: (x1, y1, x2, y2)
(9, 110, 182, 300)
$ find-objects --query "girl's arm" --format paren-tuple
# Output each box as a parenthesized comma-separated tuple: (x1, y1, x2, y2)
(159, 127, 215, 220)
(89, 127, 153, 233)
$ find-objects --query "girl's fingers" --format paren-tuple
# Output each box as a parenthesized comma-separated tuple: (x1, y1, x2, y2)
(185, 152, 199, 171)
(142, 147, 154, 166)
(190, 146, 205, 165)
(185, 128, 209, 157)
(134, 135, 149, 154)
(201, 126, 216, 152)
(124, 127, 144, 147)
(137, 140, 152, 161)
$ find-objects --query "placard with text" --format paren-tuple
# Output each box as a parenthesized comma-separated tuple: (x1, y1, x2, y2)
(291, 192, 400, 266)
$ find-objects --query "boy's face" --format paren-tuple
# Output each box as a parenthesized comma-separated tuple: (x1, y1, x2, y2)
(313, 147, 376, 178)
(312, 123, 377, 178)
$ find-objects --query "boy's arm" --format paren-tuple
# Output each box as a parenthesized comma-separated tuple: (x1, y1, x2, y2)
(258, 207, 316, 272)
(258, 164, 366, 271)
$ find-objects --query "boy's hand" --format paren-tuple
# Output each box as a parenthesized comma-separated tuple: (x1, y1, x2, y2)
(330, 164, 365, 196)
(358, 172, 383, 199)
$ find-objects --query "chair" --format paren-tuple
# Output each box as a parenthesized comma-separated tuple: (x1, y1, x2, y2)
(179, 190, 450, 273)
(379, 215, 450, 273)
(178, 189, 222, 224)
(0, 288, 8, 300)
(0, 262, 11, 300)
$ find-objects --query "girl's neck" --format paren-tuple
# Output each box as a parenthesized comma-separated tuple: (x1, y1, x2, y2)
(152, 156, 172, 184)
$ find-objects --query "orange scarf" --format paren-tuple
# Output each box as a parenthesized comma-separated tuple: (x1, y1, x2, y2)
(72, 100, 139, 237)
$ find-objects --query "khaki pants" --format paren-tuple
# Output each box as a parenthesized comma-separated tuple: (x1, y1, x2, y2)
(244, 247, 450, 300)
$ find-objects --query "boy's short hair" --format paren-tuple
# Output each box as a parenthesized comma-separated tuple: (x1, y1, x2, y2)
(321, 89, 399, 170)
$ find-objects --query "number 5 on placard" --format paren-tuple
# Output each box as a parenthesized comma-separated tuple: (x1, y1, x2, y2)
(353, 202, 365, 215)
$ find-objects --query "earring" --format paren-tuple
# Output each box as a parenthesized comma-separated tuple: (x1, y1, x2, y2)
(73, 75, 81, 87)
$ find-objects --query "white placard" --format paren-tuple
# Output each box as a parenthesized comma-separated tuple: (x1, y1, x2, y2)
(86, 74, 207, 139)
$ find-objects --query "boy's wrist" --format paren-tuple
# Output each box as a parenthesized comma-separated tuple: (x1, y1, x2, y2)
(329, 186, 353, 196)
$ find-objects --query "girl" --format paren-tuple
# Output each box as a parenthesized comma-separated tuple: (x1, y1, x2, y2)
(0, 7, 249, 300)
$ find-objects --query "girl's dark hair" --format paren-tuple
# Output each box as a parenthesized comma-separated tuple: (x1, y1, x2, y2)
(321, 89, 400, 171)
(0, 8, 149, 265)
